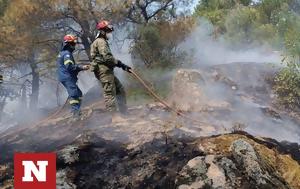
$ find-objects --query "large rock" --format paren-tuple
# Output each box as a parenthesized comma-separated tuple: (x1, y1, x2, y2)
(176, 139, 291, 189)
(170, 69, 231, 112)
(231, 139, 290, 188)
(176, 155, 237, 189)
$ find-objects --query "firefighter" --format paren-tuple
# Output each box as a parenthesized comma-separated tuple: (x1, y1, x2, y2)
(57, 34, 89, 118)
(0, 74, 3, 84)
(90, 20, 131, 121)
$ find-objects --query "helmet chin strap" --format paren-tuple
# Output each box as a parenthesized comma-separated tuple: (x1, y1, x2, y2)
(95, 30, 108, 39)
(95, 31, 101, 39)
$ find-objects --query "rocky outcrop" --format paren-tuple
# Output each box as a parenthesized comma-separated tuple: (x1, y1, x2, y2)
(170, 69, 231, 112)
(231, 139, 288, 187)
(176, 139, 291, 189)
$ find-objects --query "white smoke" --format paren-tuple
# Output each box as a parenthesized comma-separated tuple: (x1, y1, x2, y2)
(180, 19, 282, 66)
(175, 18, 300, 143)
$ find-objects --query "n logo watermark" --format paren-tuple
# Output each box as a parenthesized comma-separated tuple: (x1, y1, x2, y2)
(22, 160, 48, 182)
(14, 153, 56, 189)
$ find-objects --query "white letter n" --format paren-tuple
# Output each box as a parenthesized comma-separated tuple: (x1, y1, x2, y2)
(22, 161, 48, 182)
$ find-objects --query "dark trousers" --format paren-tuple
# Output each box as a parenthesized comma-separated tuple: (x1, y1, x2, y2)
(61, 79, 82, 113)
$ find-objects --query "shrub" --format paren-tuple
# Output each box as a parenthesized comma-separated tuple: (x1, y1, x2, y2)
(273, 63, 300, 109)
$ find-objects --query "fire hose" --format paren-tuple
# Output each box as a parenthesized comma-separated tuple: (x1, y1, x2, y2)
(41, 69, 209, 126)
(33, 98, 69, 126)
(129, 69, 210, 126)
(39, 69, 210, 126)
(0, 99, 69, 138)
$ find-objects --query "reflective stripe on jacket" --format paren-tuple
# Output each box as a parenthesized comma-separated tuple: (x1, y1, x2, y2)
(56, 50, 83, 82)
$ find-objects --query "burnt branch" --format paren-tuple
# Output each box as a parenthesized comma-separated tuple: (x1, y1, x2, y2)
(127, 0, 175, 24)
(147, 0, 174, 21)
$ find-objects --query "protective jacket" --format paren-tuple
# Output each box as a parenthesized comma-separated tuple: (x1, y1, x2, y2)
(57, 48, 83, 82)
(90, 37, 118, 70)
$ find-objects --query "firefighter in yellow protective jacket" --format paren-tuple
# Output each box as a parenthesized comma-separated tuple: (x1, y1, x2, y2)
(90, 20, 131, 115)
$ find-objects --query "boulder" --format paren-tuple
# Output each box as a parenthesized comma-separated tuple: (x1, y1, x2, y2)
(231, 139, 289, 188)
(176, 139, 291, 189)
(170, 69, 231, 112)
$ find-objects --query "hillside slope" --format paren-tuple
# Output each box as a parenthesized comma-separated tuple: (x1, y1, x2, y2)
(1, 63, 300, 189)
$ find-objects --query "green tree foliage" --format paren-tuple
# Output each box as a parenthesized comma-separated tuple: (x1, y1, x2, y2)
(194, 0, 234, 33)
(273, 19, 300, 109)
(225, 6, 261, 46)
(273, 65, 300, 109)
(0, 0, 9, 17)
(131, 18, 194, 68)
(194, 0, 254, 34)
(193, 0, 299, 47)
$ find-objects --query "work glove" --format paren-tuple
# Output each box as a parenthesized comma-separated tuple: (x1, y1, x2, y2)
(82, 65, 90, 70)
(117, 60, 132, 73)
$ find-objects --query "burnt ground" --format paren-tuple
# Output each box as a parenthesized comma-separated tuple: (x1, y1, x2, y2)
(2, 128, 300, 188)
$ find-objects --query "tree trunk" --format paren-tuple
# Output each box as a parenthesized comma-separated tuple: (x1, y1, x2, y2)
(29, 62, 39, 111)
(20, 84, 27, 111)
(81, 33, 92, 61)
(0, 97, 7, 121)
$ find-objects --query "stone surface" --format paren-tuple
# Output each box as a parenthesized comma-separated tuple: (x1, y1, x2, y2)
(176, 139, 292, 189)
(230, 139, 290, 188)
(170, 69, 231, 112)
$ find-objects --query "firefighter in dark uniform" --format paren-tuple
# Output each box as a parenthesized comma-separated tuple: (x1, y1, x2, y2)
(56, 34, 89, 118)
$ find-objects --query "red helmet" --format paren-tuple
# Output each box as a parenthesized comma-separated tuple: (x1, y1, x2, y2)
(96, 20, 114, 32)
(63, 34, 77, 43)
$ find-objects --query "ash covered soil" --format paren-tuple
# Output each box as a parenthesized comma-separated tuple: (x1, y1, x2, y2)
(1, 63, 300, 189)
